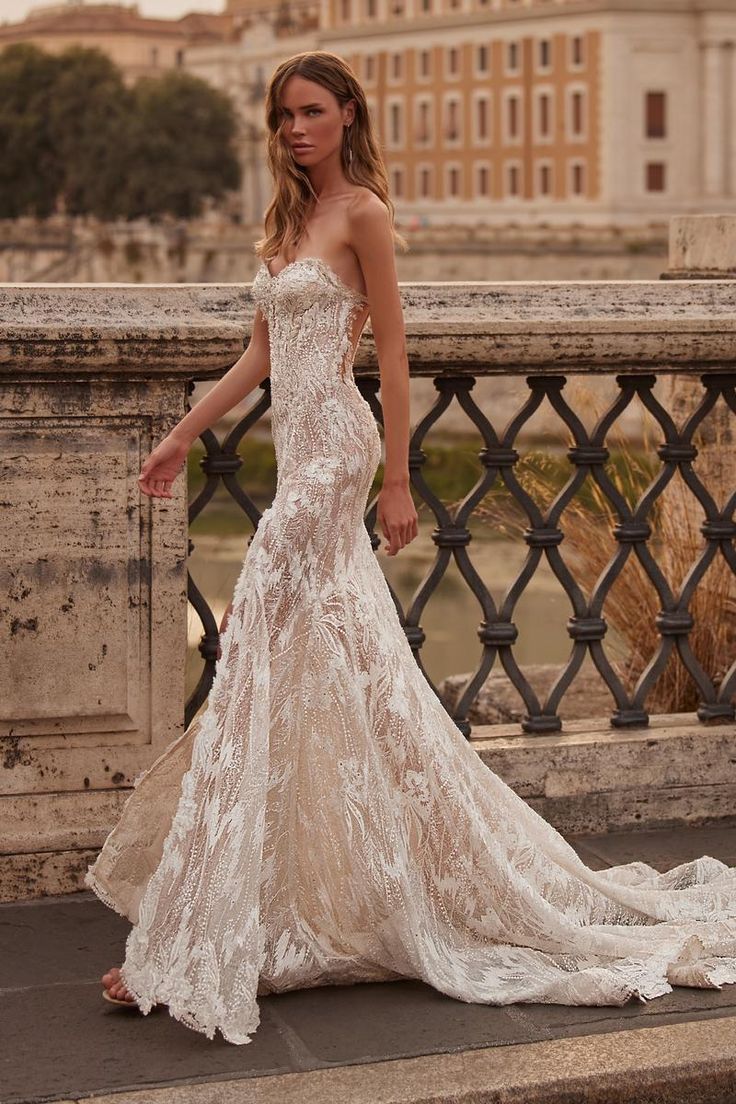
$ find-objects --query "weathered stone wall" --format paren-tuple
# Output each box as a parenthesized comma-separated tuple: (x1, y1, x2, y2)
(0, 215, 668, 285)
(663, 215, 736, 488)
(665, 214, 736, 280)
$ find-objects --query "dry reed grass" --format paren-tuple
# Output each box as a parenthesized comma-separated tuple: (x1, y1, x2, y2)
(474, 385, 734, 714)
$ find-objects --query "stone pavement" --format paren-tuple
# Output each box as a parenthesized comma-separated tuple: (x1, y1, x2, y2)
(3, 823, 736, 1104)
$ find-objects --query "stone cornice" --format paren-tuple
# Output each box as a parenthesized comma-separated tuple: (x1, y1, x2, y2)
(1, 279, 735, 378)
(321, 0, 736, 42)
(322, 0, 736, 40)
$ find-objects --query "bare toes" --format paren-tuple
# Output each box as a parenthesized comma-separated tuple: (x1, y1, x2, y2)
(114, 981, 134, 1001)
(103, 965, 136, 1002)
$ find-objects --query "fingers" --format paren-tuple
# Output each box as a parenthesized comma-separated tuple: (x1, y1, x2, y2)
(138, 440, 182, 497)
(380, 517, 418, 556)
(137, 474, 173, 498)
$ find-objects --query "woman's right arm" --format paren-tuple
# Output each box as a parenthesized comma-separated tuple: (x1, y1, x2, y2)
(138, 304, 271, 498)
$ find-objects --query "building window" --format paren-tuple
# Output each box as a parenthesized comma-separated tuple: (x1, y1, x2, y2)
(417, 49, 431, 78)
(645, 91, 666, 139)
(418, 165, 432, 197)
(150, 46, 159, 66)
(476, 163, 490, 197)
(447, 165, 461, 197)
(506, 41, 520, 74)
(506, 93, 521, 141)
(570, 90, 585, 137)
(364, 55, 375, 82)
(571, 161, 585, 195)
(538, 91, 551, 138)
(340, 0, 350, 19)
(646, 162, 666, 191)
(538, 39, 551, 70)
(446, 46, 460, 78)
(475, 96, 489, 141)
(445, 97, 461, 142)
(476, 43, 489, 75)
(570, 34, 584, 68)
(415, 99, 432, 144)
(420, 0, 431, 10)
(390, 52, 403, 81)
(387, 100, 404, 146)
(366, 0, 376, 13)
(507, 161, 523, 196)
(391, 167, 404, 197)
(175, 48, 184, 67)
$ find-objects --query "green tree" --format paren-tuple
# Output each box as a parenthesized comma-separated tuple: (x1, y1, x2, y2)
(48, 46, 134, 218)
(124, 70, 241, 219)
(0, 43, 63, 218)
(0, 46, 241, 220)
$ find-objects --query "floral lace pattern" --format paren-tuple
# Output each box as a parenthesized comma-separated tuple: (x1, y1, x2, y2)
(85, 258, 736, 1046)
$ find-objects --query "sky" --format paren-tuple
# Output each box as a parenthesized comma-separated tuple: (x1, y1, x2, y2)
(0, 0, 225, 21)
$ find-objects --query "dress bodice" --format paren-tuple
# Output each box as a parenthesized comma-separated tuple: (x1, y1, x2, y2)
(251, 257, 368, 393)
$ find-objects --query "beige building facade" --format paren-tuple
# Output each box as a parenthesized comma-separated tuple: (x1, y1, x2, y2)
(0, 1, 232, 84)
(321, 0, 736, 225)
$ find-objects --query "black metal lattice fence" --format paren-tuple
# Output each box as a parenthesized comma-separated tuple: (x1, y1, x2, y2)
(185, 366, 736, 738)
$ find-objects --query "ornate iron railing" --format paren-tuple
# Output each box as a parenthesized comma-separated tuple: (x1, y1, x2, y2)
(185, 306, 736, 738)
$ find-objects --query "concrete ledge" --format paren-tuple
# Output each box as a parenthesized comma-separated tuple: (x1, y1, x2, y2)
(0, 847, 99, 903)
(65, 1015, 736, 1104)
(667, 215, 736, 279)
(469, 713, 736, 834)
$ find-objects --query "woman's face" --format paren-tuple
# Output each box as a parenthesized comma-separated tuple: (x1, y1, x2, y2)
(278, 75, 354, 164)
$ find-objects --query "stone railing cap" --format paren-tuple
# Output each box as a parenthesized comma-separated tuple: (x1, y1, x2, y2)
(1, 279, 735, 377)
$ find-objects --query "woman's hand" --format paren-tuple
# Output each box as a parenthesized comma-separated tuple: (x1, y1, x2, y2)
(138, 431, 191, 498)
(377, 479, 418, 556)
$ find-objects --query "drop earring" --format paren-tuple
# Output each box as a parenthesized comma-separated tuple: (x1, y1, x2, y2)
(344, 124, 353, 165)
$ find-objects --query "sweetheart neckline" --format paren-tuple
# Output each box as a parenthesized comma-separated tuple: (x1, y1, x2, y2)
(260, 256, 368, 305)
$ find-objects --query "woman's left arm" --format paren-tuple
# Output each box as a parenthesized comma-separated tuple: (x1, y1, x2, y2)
(349, 194, 418, 556)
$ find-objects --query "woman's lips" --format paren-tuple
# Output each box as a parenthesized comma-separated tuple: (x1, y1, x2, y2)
(293, 145, 313, 151)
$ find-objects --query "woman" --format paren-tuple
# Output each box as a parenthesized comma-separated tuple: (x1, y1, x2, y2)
(88, 50, 736, 1046)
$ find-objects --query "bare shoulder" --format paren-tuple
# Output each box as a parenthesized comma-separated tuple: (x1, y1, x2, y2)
(346, 187, 390, 239)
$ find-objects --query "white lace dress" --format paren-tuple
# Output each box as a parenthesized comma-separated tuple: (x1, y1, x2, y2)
(85, 256, 736, 1046)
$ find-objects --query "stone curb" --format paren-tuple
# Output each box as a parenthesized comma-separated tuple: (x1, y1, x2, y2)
(53, 1013, 736, 1104)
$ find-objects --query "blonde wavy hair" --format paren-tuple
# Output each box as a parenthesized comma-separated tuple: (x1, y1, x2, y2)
(254, 50, 408, 264)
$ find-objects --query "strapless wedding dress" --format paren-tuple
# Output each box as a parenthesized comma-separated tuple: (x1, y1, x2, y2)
(85, 256, 736, 1046)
